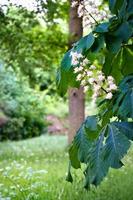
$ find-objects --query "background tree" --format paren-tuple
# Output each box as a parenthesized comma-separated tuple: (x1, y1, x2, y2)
(68, 0, 85, 144)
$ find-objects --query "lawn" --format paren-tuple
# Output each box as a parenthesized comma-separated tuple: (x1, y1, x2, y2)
(0, 135, 133, 200)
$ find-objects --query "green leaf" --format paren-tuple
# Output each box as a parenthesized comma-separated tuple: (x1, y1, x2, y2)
(69, 116, 99, 168)
(127, 0, 133, 16)
(91, 35, 105, 53)
(103, 50, 123, 83)
(57, 50, 79, 96)
(105, 35, 122, 53)
(103, 124, 131, 169)
(121, 46, 133, 76)
(74, 33, 95, 53)
(94, 23, 109, 33)
(66, 162, 73, 183)
(112, 22, 133, 42)
(113, 122, 133, 140)
(109, 0, 126, 14)
(85, 129, 108, 188)
(117, 75, 133, 119)
(69, 124, 93, 168)
(84, 116, 100, 140)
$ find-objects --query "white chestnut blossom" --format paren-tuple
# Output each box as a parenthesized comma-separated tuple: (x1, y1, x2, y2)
(76, 74, 82, 81)
(87, 71, 93, 77)
(106, 92, 113, 99)
(88, 77, 95, 84)
(108, 83, 117, 91)
(72, 53, 117, 101)
(71, 0, 110, 29)
(98, 74, 105, 82)
(90, 65, 96, 70)
(71, 1, 78, 8)
(84, 85, 89, 92)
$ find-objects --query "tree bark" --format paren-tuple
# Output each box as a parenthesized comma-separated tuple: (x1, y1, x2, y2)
(68, 1, 85, 144)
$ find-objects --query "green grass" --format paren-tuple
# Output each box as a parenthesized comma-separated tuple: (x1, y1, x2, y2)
(0, 135, 133, 200)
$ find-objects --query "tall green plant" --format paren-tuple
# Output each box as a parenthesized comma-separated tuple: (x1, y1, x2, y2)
(57, 0, 133, 189)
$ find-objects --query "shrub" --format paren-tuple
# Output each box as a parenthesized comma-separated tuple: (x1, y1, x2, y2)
(0, 68, 47, 141)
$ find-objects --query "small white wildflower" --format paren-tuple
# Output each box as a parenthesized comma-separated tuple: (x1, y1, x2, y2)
(87, 70, 93, 77)
(76, 74, 82, 81)
(90, 65, 96, 70)
(106, 92, 113, 99)
(71, 0, 78, 7)
(88, 77, 95, 84)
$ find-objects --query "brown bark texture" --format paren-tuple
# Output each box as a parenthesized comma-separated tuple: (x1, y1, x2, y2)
(68, 1, 85, 144)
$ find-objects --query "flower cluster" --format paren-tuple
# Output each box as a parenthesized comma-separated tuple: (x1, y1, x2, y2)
(71, 0, 110, 29)
(71, 51, 117, 102)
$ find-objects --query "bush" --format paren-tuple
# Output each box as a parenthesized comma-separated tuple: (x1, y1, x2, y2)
(0, 68, 47, 141)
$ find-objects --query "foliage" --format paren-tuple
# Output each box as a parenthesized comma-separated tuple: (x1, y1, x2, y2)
(57, 0, 133, 189)
(0, 135, 133, 200)
(0, 68, 46, 141)
(0, 6, 68, 85)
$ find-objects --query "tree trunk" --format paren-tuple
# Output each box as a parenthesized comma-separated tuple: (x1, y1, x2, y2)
(68, 1, 85, 144)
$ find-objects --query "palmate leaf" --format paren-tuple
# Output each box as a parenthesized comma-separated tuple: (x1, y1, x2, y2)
(109, 0, 124, 14)
(84, 130, 108, 188)
(69, 116, 99, 168)
(103, 124, 131, 169)
(118, 75, 133, 119)
(103, 46, 133, 83)
(68, 114, 132, 189)
(113, 122, 133, 140)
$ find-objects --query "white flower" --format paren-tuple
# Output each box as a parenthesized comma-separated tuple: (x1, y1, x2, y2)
(93, 84, 101, 92)
(106, 92, 113, 99)
(92, 92, 98, 99)
(88, 77, 95, 84)
(81, 79, 86, 86)
(87, 70, 93, 77)
(82, 58, 89, 66)
(84, 85, 89, 92)
(98, 74, 105, 81)
(76, 74, 82, 81)
(74, 67, 79, 73)
(76, 53, 83, 59)
(107, 76, 114, 82)
(71, 1, 78, 8)
(72, 59, 79, 66)
(70, 51, 83, 65)
(90, 65, 96, 70)
(78, 4, 84, 17)
(78, 66, 83, 71)
(109, 84, 117, 91)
